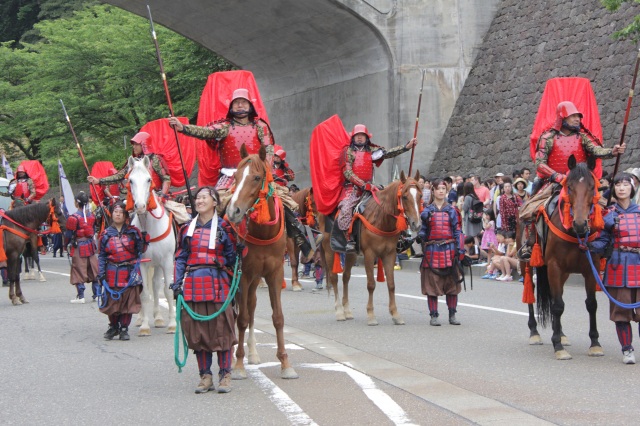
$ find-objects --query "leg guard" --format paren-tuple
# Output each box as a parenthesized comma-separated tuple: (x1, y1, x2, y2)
(285, 206, 313, 258)
(616, 322, 633, 352)
(427, 296, 439, 317)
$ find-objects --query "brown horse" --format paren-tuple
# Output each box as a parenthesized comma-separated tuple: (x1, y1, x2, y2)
(521, 155, 604, 360)
(226, 145, 298, 379)
(318, 171, 423, 325)
(2, 199, 66, 305)
(286, 187, 319, 291)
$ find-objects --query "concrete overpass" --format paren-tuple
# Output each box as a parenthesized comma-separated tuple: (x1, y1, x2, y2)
(106, 0, 500, 185)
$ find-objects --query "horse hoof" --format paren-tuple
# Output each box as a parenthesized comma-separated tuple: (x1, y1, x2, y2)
(134, 317, 144, 327)
(561, 336, 571, 346)
(138, 327, 151, 337)
(392, 317, 405, 325)
(367, 318, 379, 326)
(20, 298, 29, 304)
(248, 354, 261, 365)
(529, 335, 543, 345)
(38, 274, 46, 282)
(11, 299, 22, 306)
(292, 285, 303, 292)
(231, 369, 247, 380)
(166, 326, 176, 334)
(154, 319, 166, 328)
(555, 350, 572, 360)
(336, 312, 346, 321)
(588, 346, 605, 357)
(281, 367, 299, 379)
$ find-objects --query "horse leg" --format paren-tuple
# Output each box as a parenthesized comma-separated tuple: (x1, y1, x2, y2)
(137, 263, 152, 336)
(151, 267, 166, 328)
(233, 275, 250, 380)
(324, 243, 346, 321)
(342, 253, 357, 320)
(35, 253, 46, 282)
(246, 280, 261, 365)
(528, 303, 542, 345)
(549, 270, 571, 359)
(384, 252, 404, 325)
(363, 250, 378, 326)
(585, 275, 603, 356)
(161, 261, 176, 334)
(8, 257, 21, 305)
(288, 239, 302, 291)
(267, 267, 298, 379)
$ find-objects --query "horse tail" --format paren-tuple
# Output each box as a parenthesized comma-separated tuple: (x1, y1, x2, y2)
(535, 265, 551, 328)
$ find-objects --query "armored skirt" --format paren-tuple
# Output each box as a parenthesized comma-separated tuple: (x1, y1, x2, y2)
(420, 267, 461, 297)
(99, 285, 142, 316)
(69, 249, 99, 284)
(181, 302, 238, 352)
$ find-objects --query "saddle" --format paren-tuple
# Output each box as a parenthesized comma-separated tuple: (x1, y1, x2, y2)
(534, 189, 561, 256)
(328, 193, 372, 253)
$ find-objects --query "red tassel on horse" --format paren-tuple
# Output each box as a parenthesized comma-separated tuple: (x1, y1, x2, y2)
(530, 243, 544, 267)
(376, 258, 385, 282)
(332, 252, 343, 274)
(522, 265, 535, 304)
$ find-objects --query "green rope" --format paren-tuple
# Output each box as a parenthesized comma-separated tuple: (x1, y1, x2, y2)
(174, 255, 242, 372)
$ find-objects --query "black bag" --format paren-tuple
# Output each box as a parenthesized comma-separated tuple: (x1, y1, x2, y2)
(469, 198, 484, 224)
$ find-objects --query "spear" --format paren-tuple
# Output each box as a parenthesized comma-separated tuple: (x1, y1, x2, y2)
(59, 99, 108, 221)
(147, 5, 195, 208)
(607, 48, 640, 204)
(408, 69, 426, 177)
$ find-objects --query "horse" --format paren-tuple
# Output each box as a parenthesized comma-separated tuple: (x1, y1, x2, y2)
(520, 155, 604, 360)
(285, 187, 319, 291)
(128, 156, 177, 335)
(226, 144, 298, 380)
(317, 171, 423, 325)
(2, 199, 66, 305)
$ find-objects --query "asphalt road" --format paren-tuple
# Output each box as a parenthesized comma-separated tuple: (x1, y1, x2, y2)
(0, 256, 636, 425)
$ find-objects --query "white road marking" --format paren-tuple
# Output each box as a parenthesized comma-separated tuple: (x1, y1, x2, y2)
(42, 270, 70, 277)
(396, 293, 529, 316)
(256, 343, 304, 350)
(246, 362, 317, 426)
(302, 363, 417, 426)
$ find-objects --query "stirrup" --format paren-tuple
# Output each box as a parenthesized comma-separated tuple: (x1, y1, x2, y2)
(517, 245, 531, 262)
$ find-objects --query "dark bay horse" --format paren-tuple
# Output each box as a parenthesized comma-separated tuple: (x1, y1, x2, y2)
(226, 145, 298, 380)
(522, 156, 604, 360)
(2, 199, 66, 305)
(285, 187, 319, 291)
(317, 171, 423, 325)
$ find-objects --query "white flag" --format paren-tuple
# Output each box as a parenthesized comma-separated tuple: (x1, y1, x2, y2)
(58, 160, 76, 216)
(2, 155, 14, 180)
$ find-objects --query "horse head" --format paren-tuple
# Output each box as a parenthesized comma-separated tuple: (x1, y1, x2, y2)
(227, 144, 269, 223)
(565, 154, 597, 236)
(399, 170, 424, 233)
(127, 156, 152, 214)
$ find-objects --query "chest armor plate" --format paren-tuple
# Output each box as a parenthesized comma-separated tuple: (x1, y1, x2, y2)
(615, 213, 640, 248)
(352, 150, 374, 183)
(187, 228, 219, 265)
(220, 123, 262, 168)
(429, 210, 453, 240)
(106, 233, 137, 263)
(13, 180, 30, 199)
(547, 134, 587, 175)
(273, 167, 286, 186)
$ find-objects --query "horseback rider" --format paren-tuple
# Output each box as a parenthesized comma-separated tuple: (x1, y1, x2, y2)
(590, 173, 640, 364)
(87, 132, 171, 201)
(168, 88, 322, 262)
(97, 201, 148, 341)
(272, 145, 295, 187)
(337, 124, 417, 252)
(518, 101, 625, 260)
(8, 165, 36, 208)
(65, 191, 99, 304)
(417, 178, 464, 326)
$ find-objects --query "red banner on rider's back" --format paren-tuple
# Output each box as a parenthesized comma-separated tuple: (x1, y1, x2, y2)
(530, 77, 603, 178)
(19, 160, 49, 201)
(310, 115, 350, 215)
(196, 70, 270, 187)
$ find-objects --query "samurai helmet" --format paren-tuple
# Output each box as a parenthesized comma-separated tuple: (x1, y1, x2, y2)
(231, 88, 251, 103)
(554, 101, 583, 131)
(228, 88, 257, 120)
(350, 124, 372, 138)
(16, 165, 26, 173)
(273, 144, 286, 161)
(130, 132, 152, 155)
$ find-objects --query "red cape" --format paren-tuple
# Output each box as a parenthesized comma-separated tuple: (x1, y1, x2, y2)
(530, 77, 603, 178)
(139, 117, 197, 187)
(196, 70, 270, 187)
(90, 161, 119, 204)
(310, 115, 350, 215)
(19, 160, 49, 201)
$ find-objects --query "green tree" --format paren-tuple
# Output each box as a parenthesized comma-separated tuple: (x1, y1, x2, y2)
(0, 4, 233, 182)
(602, 0, 640, 40)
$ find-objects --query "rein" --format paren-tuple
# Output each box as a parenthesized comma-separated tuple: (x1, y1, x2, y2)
(349, 183, 418, 237)
(539, 208, 598, 244)
(137, 194, 173, 243)
(227, 196, 285, 245)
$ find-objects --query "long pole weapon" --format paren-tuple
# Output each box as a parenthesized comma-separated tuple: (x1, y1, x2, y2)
(146, 5, 195, 208)
(59, 99, 108, 221)
(607, 48, 640, 204)
(408, 69, 426, 177)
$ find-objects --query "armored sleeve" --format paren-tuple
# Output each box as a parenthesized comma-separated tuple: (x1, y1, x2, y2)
(174, 225, 191, 285)
(27, 179, 36, 200)
(99, 164, 129, 186)
(97, 231, 109, 277)
(257, 121, 274, 164)
(151, 155, 171, 184)
(380, 143, 410, 160)
(581, 134, 614, 159)
(282, 162, 295, 182)
(181, 122, 229, 143)
(534, 133, 558, 180)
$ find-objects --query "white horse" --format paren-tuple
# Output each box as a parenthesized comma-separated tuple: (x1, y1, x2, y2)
(128, 156, 177, 335)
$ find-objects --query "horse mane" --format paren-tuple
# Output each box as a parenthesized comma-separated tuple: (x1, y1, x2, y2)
(365, 180, 401, 224)
(291, 187, 311, 216)
(6, 202, 49, 224)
